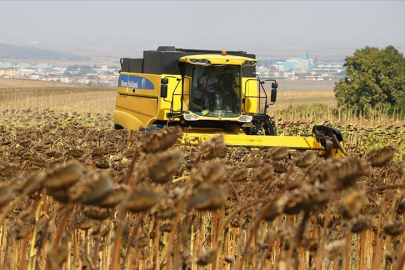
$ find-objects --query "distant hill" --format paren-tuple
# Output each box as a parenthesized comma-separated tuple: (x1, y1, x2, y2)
(0, 43, 89, 61)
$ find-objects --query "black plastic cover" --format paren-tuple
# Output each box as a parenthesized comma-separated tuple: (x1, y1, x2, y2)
(143, 50, 186, 75)
(120, 58, 143, 73)
(140, 46, 257, 76)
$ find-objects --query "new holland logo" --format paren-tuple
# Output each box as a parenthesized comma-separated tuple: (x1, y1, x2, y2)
(118, 75, 155, 90)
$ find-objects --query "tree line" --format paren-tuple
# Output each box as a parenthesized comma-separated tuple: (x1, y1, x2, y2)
(334, 45, 405, 117)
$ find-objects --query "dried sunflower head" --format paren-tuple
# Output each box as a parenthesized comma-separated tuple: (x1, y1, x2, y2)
(260, 195, 287, 222)
(125, 188, 160, 213)
(189, 161, 226, 187)
(266, 147, 289, 161)
(252, 165, 274, 182)
(228, 168, 249, 182)
(311, 156, 370, 189)
(71, 172, 114, 206)
(140, 126, 182, 153)
(351, 215, 374, 233)
(196, 249, 216, 266)
(273, 162, 288, 173)
(95, 159, 110, 169)
(283, 185, 331, 215)
(340, 189, 369, 219)
(46, 150, 57, 157)
(152, 198, 179, 219)
(96, 184, 129, 208)
(19, 140, 31, 148)
(0, 186, 12, 207)
(295, 151, 317, 169)
(31, 158, 47, 168)
(42, 161, 83, 191)
(47, 188, 71, 203)
(68, 149, 85, 158)
(147, 148, 184, 183)
(92, 146, 108, 157)
(190, 184, 227, 211)
(364, 144, 397, 167)
(82, 205, 114, 221)
(194, 134, 226, 163)
(361, 202, 381, 216)
(384, 221, 404, 236)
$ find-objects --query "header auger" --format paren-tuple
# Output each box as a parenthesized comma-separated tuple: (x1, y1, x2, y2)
(113, 46, 345, 158)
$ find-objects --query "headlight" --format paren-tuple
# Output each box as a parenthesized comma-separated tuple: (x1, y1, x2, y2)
(243, 60, 257, 66)
(183, 114, 199, 121)
(239, 115, 253, 122)
(189, 59, 211, 65)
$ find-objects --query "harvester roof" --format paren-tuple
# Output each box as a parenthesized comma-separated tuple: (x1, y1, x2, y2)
(179, 54, 257, 66)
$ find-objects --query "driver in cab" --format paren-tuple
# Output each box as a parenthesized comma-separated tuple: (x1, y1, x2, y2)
(199, 68, 219, 110)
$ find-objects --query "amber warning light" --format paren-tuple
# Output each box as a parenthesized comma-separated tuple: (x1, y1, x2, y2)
(222, 50, 227, 56)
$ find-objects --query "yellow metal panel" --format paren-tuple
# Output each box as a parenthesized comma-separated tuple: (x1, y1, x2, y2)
(117, 86, 127, 95)
(114, 94, 158, 129)
(156, 74, 184, 120)
(182, 132, 345, 157)
(242, 78, 259, 113)
(183, 133, 321, 148)
(182, 75, 191, 110)
(113, 110, 144, 130)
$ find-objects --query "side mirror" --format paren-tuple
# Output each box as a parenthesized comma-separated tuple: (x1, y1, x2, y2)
(161, 85, 168, 98)
(270, 88, 277, 103)
(271, 82, 278, 89)
(161, 77, 168, 98)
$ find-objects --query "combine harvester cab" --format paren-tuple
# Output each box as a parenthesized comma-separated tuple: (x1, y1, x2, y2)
(113, 46, 345, 158)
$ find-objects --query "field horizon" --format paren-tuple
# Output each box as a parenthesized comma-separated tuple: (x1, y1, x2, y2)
(0, 78, 338, 114)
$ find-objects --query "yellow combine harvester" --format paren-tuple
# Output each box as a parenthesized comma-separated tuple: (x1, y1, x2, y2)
(114, 46, 345, 158)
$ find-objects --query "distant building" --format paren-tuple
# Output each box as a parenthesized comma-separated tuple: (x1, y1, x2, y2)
(59, 77, 69, 83)
(273, 62, 285, 72)
(93, 66, 118, 74)
(0, 68, 17, 77)
(269, 66, 277, 72)
(36, 63, 54, 73)
(285, 59, 297, 70)
(18, 69, 36, 75)
(273, 53, 315, 71)
(312, 64, 344, 74)
(29, 74, 40, 80)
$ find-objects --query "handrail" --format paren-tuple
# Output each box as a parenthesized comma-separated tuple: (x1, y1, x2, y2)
(165, 76, 191, 115)
(244, 77, 268, 115)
